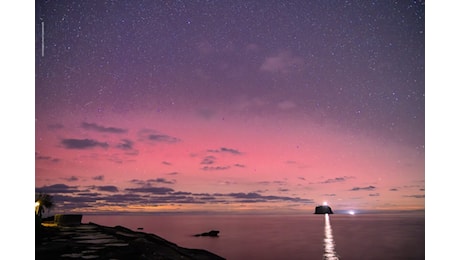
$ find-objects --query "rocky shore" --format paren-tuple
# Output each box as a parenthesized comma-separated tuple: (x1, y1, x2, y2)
(36, 222, 226, 260)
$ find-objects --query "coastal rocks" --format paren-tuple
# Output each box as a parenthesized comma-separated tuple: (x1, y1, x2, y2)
(314, 205, 333, 214)
(194, 230, 220, 237)
(36, 222, 226, 260)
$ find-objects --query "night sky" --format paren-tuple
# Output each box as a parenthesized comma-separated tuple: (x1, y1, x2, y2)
(34, 0, 425, 214)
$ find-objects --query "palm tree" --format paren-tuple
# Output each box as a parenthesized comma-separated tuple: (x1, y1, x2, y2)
(35, 193, 54, 219)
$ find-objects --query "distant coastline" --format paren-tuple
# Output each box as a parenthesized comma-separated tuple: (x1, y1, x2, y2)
(42, 208, 425, 217)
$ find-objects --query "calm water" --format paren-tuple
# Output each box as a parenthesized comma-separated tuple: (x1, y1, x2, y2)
(82, 213, 424, 260)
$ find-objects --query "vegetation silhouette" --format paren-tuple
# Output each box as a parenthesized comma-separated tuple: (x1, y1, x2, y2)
(35, 193, 54, 219)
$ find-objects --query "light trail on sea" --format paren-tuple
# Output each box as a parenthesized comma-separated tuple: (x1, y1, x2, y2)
(323, 213, 339, 259)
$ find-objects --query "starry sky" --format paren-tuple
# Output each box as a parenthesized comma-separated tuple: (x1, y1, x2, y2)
(35, 0, 425, 214)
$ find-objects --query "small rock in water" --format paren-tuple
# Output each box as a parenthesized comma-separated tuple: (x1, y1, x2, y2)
(194, 230, 220, 237)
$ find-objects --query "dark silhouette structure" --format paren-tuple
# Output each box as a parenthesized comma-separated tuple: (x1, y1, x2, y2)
(314, 205, 333, 214)
(194, 230, 220, 237)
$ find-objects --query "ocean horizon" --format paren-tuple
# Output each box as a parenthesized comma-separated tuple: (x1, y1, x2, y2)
(82, 212, 425, 260)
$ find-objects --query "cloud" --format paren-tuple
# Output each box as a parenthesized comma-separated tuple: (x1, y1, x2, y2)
(260, 51, 304, 73)
(116, 139, 134, 150)
(368, 193, 380, 197)
(115, 140, 139, 156)
(125, 187, 174, 194)
(207, 147, 243, 155)
(148, 134, 180, 143)
(81, 122, 127, 134)
(97, 186, 119, 192)
(146, 178, 176, 185)
(93, 175, 104, 181)
(234, 164, 245, 168)
(61, 138, 109, 149)
(350, 185, 376, 191)
(36, 155, 60, 163)
(162, 161, 172, 166)
(35, 182, 318, 213)
(64, 176, 78, 182)
(227, 192, 313, 203)
(220, 147, 242, 155)
(201, 156, 216, 165)
(139, 129, 181, 144)
(129, 178, 176, 186)
(319, 176, 354, 184)
(389, 188, 398, 191)
(202, 166, 231, 171)
(404, 195, 425, 199)
(36, 184, 79, 194)
(103, 193, 144, 203)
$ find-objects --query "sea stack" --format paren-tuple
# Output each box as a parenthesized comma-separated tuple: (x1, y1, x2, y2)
(314, 205, 333, 214)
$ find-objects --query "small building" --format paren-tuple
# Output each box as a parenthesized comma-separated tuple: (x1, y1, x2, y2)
(54, 214, 82, 226)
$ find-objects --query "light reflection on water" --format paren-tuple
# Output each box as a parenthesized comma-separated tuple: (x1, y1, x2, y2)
(323, 213, 340, 260)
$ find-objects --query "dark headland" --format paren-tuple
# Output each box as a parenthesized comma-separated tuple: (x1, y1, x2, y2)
(314, 205, 333, 214)
(36, 216, 226, 260)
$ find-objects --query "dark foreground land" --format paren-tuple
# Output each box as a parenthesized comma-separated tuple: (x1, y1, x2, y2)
(36, 222, 226, 260)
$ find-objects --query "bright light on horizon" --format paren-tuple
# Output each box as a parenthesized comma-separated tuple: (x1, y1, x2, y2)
(348, 210, 355, 215)
(323, 201, 328, 206)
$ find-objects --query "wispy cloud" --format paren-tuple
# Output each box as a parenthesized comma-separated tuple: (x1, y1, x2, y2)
(61, 138, 109, 149)
(81, 122, 127, 134)
(228, 192, 313, 203)
(207, 147, 243, 155)
(93, 175, 104, 181)
(201, 156, 216, 165)
(202, 166, 231, 171)
(139, 129, 181, 144)
(403, 194, 425, 199)
(36, 154, 60, 163)
(125, 187, 174, 194)
(350, 185, 376, 191)
(318, 176, 354, 184)
(260, 51, 304, 73)
(146, 178, 176, 185)
(64, 176, 79, 182)
(116, 139, 134, 150)
(148, 134, 181, 143)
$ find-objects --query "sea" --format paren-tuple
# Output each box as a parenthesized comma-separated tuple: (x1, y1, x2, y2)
(82, 212, 425, 260)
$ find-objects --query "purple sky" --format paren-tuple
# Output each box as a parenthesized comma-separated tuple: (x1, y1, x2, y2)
(32, 1, 427, 214)
(6, 1, 460, 258)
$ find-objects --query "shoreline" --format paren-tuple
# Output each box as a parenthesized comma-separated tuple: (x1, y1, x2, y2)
(36, 221, 226, 260)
